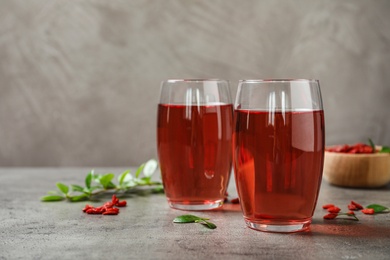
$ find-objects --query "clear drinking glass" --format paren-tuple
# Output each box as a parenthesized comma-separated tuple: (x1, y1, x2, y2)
(233, 79, 325, 232)
(157, 79, 233, 210)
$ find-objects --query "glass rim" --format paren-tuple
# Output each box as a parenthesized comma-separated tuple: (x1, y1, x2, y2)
(239, 79, 319, 84)
(164, 79, 229, 83)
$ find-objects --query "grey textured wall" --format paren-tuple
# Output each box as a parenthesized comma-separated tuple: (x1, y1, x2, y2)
(1, 0, 389, 167)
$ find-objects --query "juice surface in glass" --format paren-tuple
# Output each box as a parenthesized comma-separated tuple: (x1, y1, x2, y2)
(234, 109, 325, 225)
(157, 103, 233, 209)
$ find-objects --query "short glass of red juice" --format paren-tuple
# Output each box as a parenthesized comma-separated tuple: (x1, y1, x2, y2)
(157, 79, 233, 210)
(233, 79, 325, 232)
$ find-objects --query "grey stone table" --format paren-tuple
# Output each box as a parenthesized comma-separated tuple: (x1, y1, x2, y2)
(1, 168, 390, 260)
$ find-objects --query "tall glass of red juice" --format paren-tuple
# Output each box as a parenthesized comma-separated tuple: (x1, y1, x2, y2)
(157, 79, 233, 210)
(233, 79, 325, 232)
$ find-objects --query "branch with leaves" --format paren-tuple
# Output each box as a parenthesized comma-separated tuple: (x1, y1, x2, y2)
(41, 159, 163, 202)
(173, 215, 217, 229)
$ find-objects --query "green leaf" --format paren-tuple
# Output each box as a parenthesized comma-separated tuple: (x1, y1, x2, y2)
(85, 170, 94, 189)
(195, 220, 217, 229)
(41, 195, 65, 202)
(368, 138, 376, 153)
(71, 184, 84, 192)
(56, 182, 69, 195)
(69, 194, 89, 202)
(380, 146, 390, 153)
(125, 181, 137, 188)
(105, 182, 116, 189)
(367, 204, 389, 213)
(135, 164, 145, 178)
(141, 177, 152, 185)
(118, 170, 130, 185)
(83, 188, 91, 194)
(143, 159, 158, 177)
(173, 215, 217, 229)
(92, 174, 102, 181)
(99, 173, 115, 189)
(152, 185, 164, 193)
(173, 214, 206, 223)
(135, 177, 154, 185)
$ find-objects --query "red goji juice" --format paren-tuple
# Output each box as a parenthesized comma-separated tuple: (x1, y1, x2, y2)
(234, 109, 324, 225)
(157, 103, 233, 209)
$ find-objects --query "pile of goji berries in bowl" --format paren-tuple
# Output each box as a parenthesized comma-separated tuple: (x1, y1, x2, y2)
(323, 142, 390, 188)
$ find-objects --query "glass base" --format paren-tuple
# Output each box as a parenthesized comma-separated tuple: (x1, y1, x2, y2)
(168, 199, 224, 211)
(245, 218, 311, 233)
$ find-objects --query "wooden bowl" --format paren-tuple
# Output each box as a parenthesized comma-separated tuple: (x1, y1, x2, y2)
(323, 148, 390, 188)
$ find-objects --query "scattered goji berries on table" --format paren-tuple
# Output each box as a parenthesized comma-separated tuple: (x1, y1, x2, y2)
(322, 201, 389, 221)
(82, 194, 126, 216)
(322, 201, 362, 221)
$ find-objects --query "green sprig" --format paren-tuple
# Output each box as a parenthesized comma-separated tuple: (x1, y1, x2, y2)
(173, 214, 217, 229)
(41, 159, 163, 202)
(339, 212, 359, 221)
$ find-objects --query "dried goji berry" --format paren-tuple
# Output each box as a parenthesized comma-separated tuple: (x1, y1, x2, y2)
(103, 201, 115, 208)
(103, 210, 119, 215)
(112, 194, 119, 205)
(323, 213, 338, 219)
(350, 201, 363, 210)
(338, 145, 350, 153)
(96, 206, 107, 212)
(362, 208, 375, 215)
(116, 201, 127, 207)
(103, 208, 119, 215)
(85, 209, 94, 214)
(224, 192, 229, 202)
(86, 208, 104, 214)
(327, 206, 341, 213)
(348, 148, 358, 154)
(322, 204, 335, 209)
(328, 145, 349, 153)
(230, 198, 240, 204)
(361, 146, 373, 153)
(82, 204, 94, 212)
